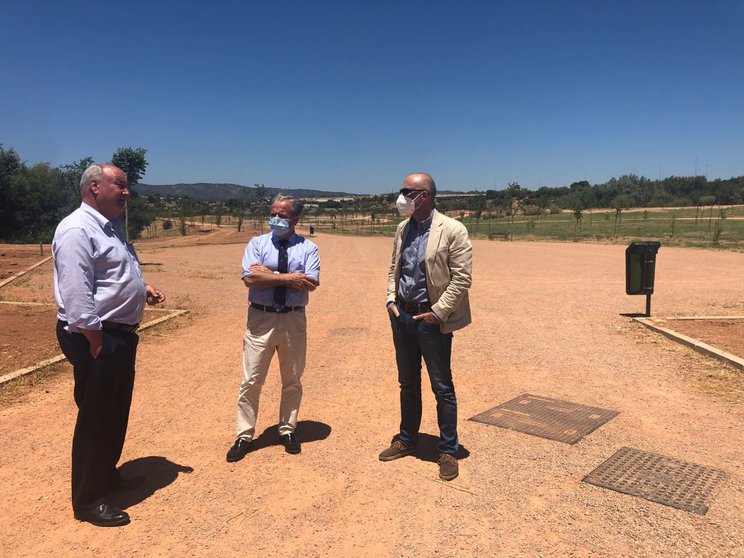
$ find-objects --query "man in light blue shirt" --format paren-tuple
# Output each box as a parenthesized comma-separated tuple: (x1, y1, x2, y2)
(227, 194, 320, 462)
(54, 164, 166, 527)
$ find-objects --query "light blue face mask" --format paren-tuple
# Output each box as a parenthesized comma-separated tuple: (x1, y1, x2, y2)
(269, 216, 292, 238)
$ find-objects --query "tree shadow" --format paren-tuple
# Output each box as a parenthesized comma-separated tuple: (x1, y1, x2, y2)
(389, 433, 470, 463)
(252, 419, 331, 451)
(108, 456, 193, 510)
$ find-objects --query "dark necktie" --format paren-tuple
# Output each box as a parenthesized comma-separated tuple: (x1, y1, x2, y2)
(273, 240, 288, 307)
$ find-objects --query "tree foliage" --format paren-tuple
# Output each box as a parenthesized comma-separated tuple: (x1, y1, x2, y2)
(0, 145, 154, 242)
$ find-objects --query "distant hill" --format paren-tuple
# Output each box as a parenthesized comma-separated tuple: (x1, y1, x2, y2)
(135, 182, 355, 201)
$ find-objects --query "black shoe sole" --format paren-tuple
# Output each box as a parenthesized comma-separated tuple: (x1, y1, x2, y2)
(439, 471, 459, 481)
(378, 448, 416, 462)
(74, 515, 131, 527)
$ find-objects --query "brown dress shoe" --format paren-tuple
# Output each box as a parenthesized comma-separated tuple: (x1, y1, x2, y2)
(438, 454, 459, 481)
(379, 440, 416, 461)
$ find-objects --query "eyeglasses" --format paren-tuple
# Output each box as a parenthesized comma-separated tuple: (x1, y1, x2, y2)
(399, 188, 427, 196)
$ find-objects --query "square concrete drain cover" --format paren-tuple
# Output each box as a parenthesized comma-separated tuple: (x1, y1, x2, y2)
(583, 447, 728, 515)
(469, 393, 618, 444)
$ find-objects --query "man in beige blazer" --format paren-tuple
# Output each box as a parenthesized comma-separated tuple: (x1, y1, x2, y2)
(379, 172, 472, 481)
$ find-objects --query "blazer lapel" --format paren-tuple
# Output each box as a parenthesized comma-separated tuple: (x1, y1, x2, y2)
(425, 211, 444, 269)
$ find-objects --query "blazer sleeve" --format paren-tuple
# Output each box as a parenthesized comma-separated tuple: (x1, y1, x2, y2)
(386, 221, 406, 305)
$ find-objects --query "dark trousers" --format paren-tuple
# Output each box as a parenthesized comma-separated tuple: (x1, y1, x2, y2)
(389, 308, 458, 455)
(56, 320, 138, 512)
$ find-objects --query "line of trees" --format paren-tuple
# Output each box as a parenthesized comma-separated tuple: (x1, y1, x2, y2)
(2, 141, 743, 243)
(0, 145, 153, 242)
(478, 175, 744, 217)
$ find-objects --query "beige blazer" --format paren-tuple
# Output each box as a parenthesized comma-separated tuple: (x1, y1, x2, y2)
(387, 210, 472, 333)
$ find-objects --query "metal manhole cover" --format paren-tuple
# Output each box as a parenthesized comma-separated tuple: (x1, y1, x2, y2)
(469, 393, 619, 444)
(583, 447, 728, 515)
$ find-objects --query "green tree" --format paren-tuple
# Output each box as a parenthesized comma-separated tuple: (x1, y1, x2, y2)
(111, 147, 151, 240)
(0, 145, 25, 239)
(227, 198, 248, 232)
(58, 156, 94, 210)
(611, 194, 630, 237)
(252, 184, 268, 232)
(111, 147, 148, 186)
(572, 206, 583, 240)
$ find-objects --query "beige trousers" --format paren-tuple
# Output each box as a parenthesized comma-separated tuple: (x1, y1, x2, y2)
(236, 307, 306, 440)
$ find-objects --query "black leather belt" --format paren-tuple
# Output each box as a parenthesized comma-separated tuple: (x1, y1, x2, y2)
(102, 321, 139, 333)
(398, 300, 432, 314)
(250, 302, 304, 314)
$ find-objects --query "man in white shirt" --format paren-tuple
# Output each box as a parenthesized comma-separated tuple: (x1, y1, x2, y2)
(54, 163, 165, 527)
(226, 195, 320, 462)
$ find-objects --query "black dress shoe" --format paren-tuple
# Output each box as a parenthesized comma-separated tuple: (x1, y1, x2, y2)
(226, 438, 254, 462)
(280, 433, 301, 454)
(74, 503, 130, 527)
(108, 475, 146, 493)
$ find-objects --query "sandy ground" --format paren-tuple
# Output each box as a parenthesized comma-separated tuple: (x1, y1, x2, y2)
(1, 229, 743, 557)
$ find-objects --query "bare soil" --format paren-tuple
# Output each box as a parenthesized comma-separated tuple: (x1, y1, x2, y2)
(665, 319, 744, 358)
(0, 305, 163, 375)
(1, 229, 743, 557)
(0, 244, 51, 281)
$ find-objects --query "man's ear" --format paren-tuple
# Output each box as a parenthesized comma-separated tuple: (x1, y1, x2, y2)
(88, 180, 99, 195)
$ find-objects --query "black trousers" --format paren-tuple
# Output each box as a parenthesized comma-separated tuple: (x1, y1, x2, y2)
(56, 320, 138, 512)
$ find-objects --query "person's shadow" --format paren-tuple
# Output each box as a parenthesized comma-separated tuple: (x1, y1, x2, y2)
(388, 433, 470, 463)
(108, 456, 193, 510)
(251, 419, 331, 451)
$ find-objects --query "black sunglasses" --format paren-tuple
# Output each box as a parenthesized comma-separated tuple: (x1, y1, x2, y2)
(399, 188, 427, 196)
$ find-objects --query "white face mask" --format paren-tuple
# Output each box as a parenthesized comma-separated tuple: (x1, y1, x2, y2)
(395, 192, 423, 217)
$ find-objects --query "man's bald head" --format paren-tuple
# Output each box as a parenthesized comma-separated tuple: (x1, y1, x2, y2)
(80, 163, 130, 220)
(404, 173, 437, 198)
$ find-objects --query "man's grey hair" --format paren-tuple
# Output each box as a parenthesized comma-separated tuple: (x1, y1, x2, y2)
(79, 164, 105, 195)
(272, 193, 304, 217)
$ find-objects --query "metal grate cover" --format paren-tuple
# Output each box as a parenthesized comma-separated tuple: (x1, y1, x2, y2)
(583, 447, 728, 515)
(469, 393, 619, 444)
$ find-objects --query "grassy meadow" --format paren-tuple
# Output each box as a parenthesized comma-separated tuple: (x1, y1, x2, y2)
(303, 205, 744, 251)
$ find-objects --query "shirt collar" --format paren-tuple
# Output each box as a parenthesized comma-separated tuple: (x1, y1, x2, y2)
(80, 202, 114, 231)
(272, 232, 297, 246)
(410, 208, 435, 231)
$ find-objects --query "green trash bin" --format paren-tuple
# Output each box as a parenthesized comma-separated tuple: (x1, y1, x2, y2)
(625, 241, 661, 315)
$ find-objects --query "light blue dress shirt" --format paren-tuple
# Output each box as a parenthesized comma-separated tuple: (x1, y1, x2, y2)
(53, 204, 147, 332)
(242, 232, 320, 307)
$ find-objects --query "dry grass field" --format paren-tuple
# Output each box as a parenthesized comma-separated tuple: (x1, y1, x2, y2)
(1, 226, 743, 557)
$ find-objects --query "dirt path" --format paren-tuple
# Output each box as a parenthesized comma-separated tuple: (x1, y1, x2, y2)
(1, 233, 743, 557)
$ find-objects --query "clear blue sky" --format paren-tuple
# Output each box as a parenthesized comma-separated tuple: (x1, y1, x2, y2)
(2, 1, 742, 194)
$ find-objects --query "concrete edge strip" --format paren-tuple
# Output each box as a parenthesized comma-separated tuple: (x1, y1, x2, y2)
(634, 317, 744, 372)
(662, 315, 744, 321)
(0, 309, 190, 386)
(0, 256, 53, 289)
(0, 300, 177, 313)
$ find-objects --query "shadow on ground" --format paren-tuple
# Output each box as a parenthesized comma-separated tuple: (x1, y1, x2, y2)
(109, 456, 194, 510)
(389, 432, 471, 463)
(252, 419, 332, 451)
